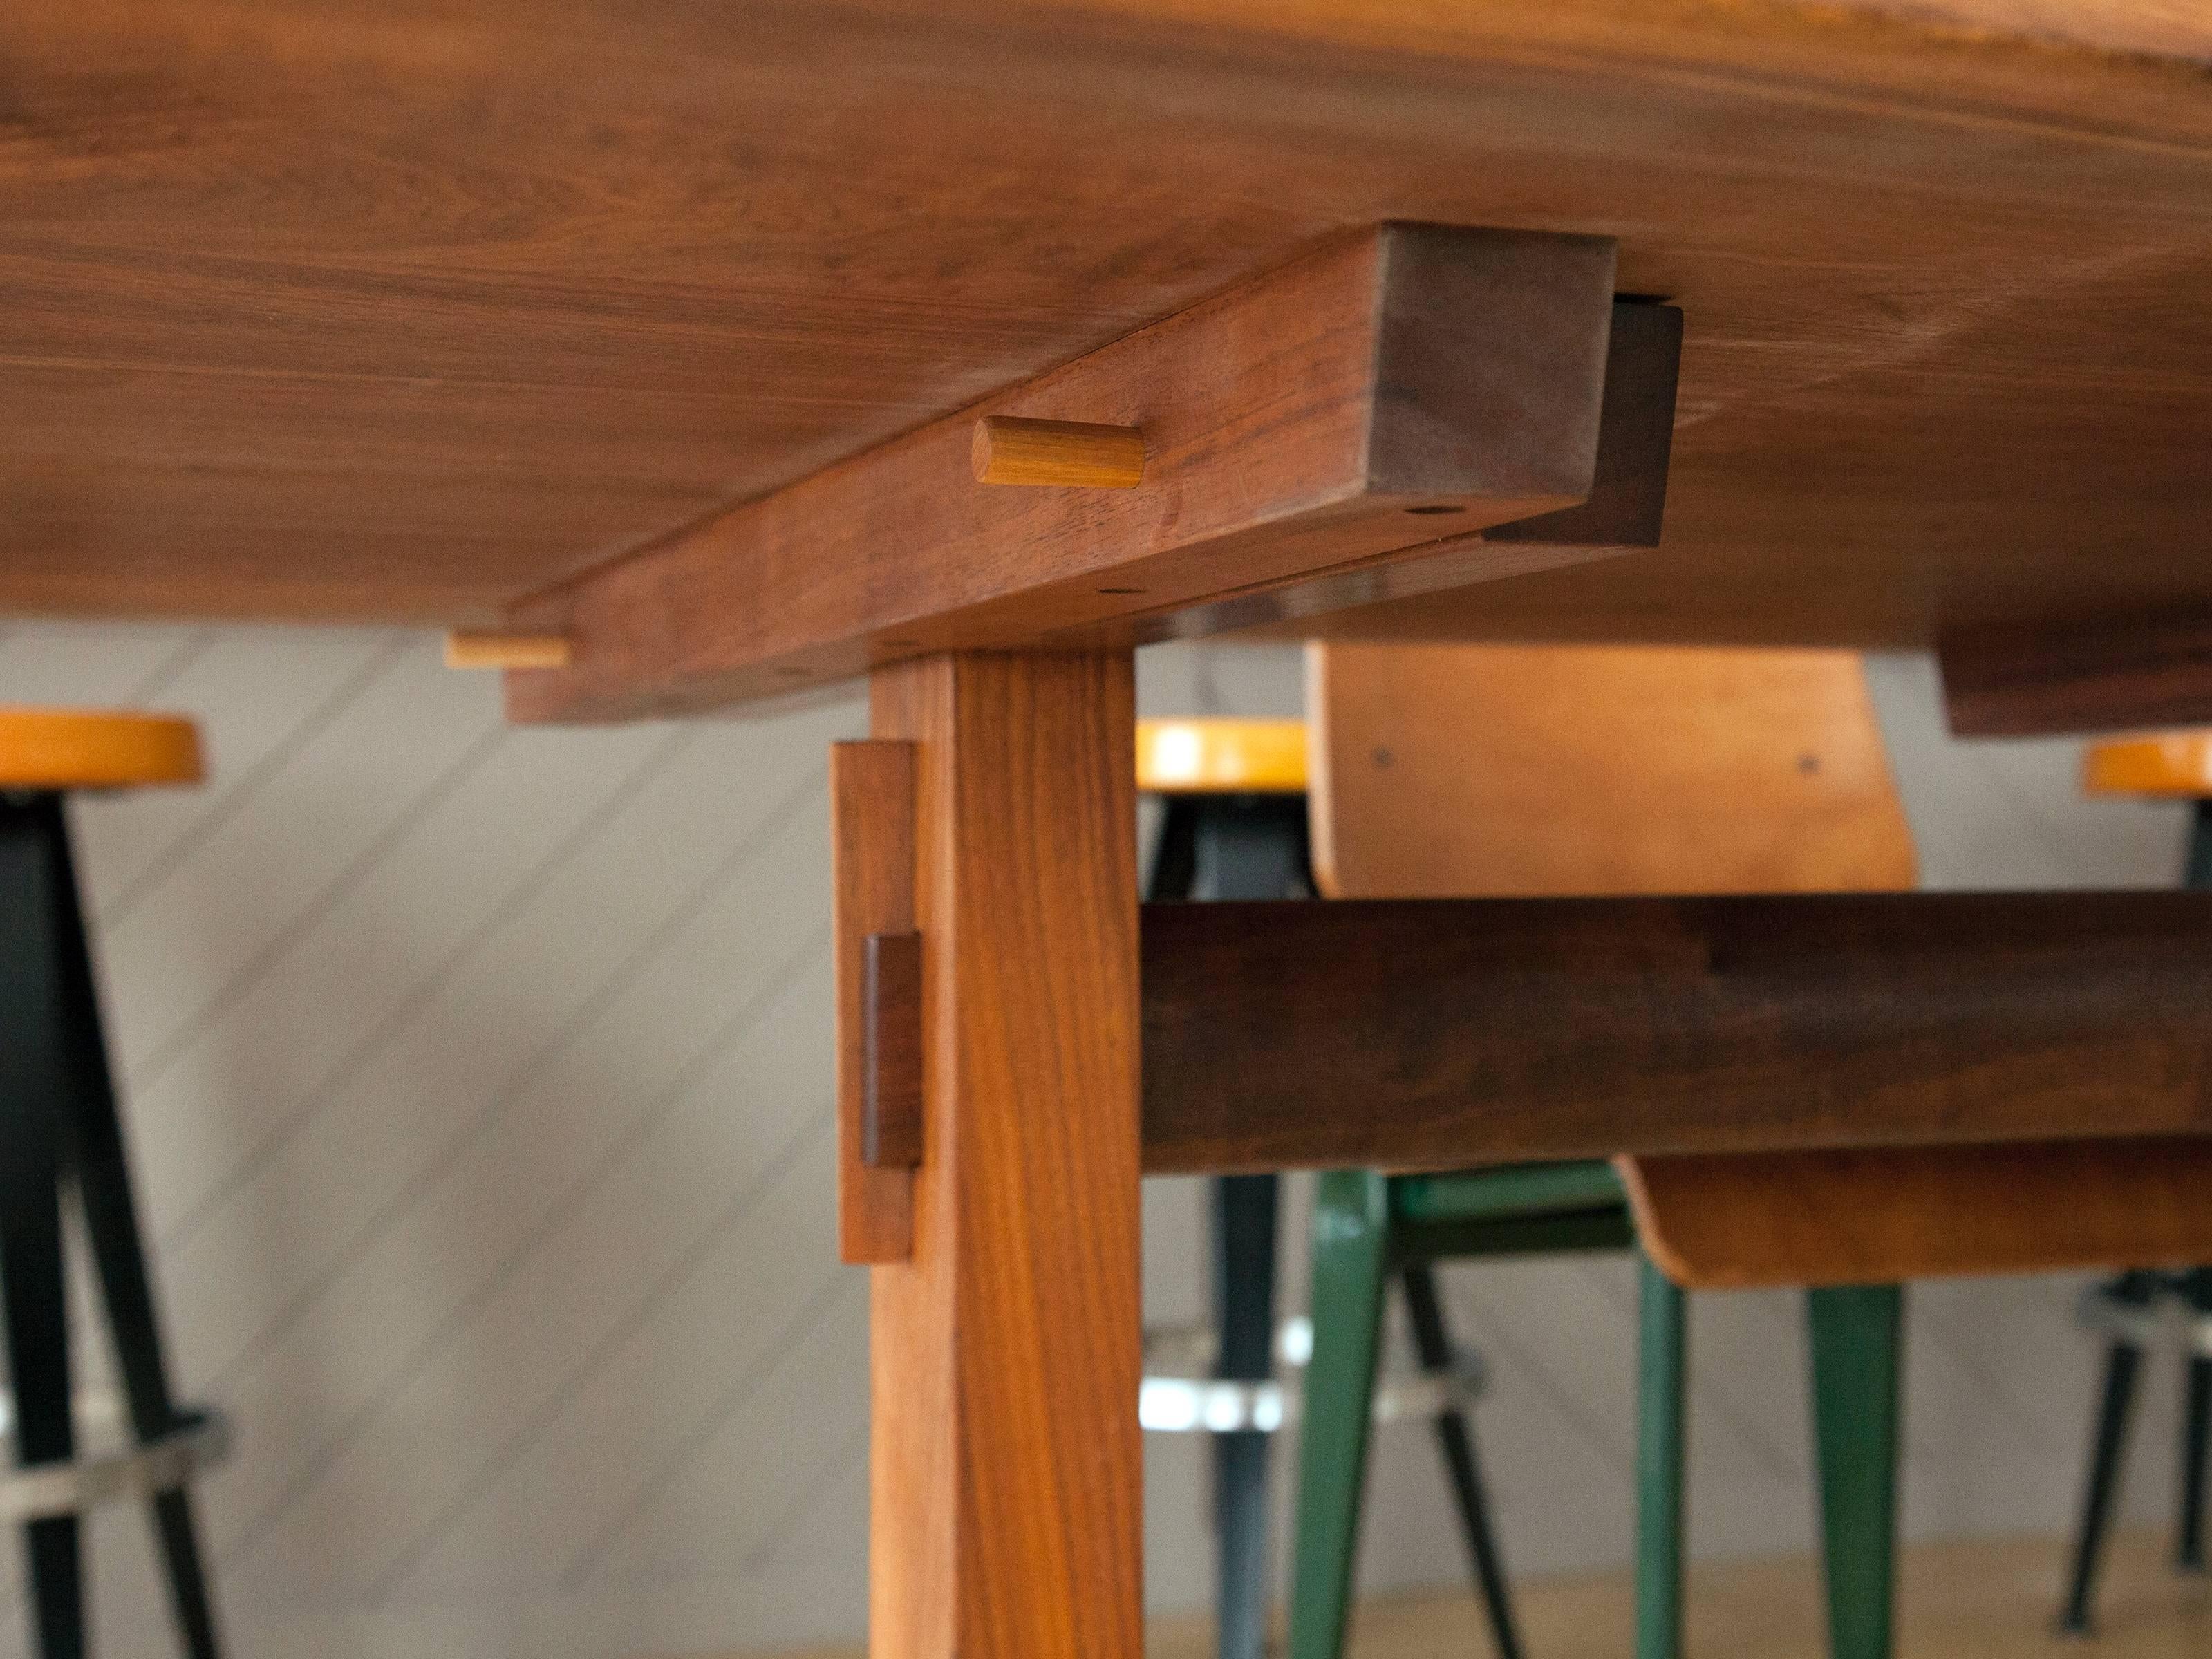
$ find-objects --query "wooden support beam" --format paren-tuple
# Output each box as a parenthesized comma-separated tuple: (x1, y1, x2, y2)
(869, 653, 1142, 1659)
(1174, 299, 1681, 641)
(1138, 892, 2212, 1174)
(1940, 612, 2212, 736)
(503, 224, 1639, 721)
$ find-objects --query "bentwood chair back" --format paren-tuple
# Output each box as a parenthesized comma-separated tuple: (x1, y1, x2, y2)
(1305, 639, 1917, 900)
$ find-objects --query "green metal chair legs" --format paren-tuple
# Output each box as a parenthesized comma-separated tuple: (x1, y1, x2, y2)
(1288, 1174, 1393, 1659)
(1291, 1168, 1630, 1659)
(1635, 1271, 1903, 1659)
(1291, 1170, 1904, 1659)
(1808, 1284, 1904, 1659)
(1637, 1259, 1688, 1659)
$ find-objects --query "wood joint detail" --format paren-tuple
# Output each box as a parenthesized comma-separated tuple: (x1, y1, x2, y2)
(831, 740, 918, 1262)
(861, 931, 924, 1168)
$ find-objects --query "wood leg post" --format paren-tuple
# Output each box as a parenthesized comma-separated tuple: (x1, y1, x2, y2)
(865, 652, 1143, 1659)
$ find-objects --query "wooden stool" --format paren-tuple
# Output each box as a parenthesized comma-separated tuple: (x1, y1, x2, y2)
(0, 710, 225, 1659)
(2055, 734, 2212, 1633)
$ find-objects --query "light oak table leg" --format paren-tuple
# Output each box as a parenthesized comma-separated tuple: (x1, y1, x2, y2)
(867, 652, 1143, 1659)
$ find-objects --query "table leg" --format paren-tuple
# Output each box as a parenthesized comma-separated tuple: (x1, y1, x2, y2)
(866, 652, 1143, 1659)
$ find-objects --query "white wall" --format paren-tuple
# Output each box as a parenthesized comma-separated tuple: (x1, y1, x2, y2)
(0, 626, 2191, 1658)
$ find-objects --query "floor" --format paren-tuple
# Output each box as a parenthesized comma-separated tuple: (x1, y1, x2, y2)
(726, 1529, 2212, 1659)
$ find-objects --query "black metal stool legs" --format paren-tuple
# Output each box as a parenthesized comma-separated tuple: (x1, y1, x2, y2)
(2060, 1270, 2160, 1635)
(1400, 1268, 1523, 1659)
(0, 1137, 84, 1659)
(1152, 797, 1296, 1659)
(41, 801, 221, 1659)
(2177, 1270, 2212, 1575)
(0, 800, 89, 1659)
(1214, 1174, 1282, 1659)
(0, 796, 222, 1659)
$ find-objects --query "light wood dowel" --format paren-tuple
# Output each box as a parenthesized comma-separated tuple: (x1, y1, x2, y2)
(971, 416, 1147, 487)
(442, 631, 573, 671)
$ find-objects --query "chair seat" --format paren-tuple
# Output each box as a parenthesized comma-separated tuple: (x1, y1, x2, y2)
(0, 709, 202, 791)
(1137, 719, 1307, 796)
(1391, 1161, 1624, 1224)
(2085, 732, 2212, 799)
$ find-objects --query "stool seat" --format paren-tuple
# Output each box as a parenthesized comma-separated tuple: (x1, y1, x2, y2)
(1137, 718, 1306, 795)
(0, 709, 203, 791)
(2085, 732, 2212, 799)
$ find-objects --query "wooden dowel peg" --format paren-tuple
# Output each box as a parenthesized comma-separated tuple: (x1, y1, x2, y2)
(443, 630, 573, 671)
(971, 416, 1146, 488)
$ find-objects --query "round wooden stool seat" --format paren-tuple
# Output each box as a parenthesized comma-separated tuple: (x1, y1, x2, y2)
(0, 709, 203, 791)
(2084, 732, 2212, 799)
(1136, 719, 1306, 795)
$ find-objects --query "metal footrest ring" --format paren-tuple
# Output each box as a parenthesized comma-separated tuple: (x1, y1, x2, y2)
(0, 1402, 230, 1526)
(2076, 1280, 2212, 1358)
(1140, 1318, 1486, 1435)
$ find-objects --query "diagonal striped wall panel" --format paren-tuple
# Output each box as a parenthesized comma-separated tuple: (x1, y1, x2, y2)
(0, 628, 2192, 1658)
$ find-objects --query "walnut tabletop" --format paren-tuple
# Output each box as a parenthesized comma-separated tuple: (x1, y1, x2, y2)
(8, 0, 2212, 662)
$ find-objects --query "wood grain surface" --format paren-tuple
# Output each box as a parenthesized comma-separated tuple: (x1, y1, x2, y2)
(503, 226, 1624, 720)
(1309, 643, 1915, 899)
(1621, 1138, 2212, 1288)
(866, 653, 1142, 1659)
(1940, 613, 2212, 737)
(7, 0, 2212, 650)
(1138, 892, 2212, 1174)
(830, 740, 917, 1264)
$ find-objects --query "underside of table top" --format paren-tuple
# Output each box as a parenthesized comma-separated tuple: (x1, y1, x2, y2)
(7, 0, 2211, 648)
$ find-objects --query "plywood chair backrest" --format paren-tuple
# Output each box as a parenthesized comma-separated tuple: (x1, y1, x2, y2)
(1306, 641, 1916, 899)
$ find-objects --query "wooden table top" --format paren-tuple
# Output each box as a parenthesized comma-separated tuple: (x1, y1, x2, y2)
(9, 0, 2211, 646)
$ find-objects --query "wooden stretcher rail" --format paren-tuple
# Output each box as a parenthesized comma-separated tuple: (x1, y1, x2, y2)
(504, 225, 1677, 721)
(1139, 892, 2212, 1174)
(1940, 612, 2212, 737)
